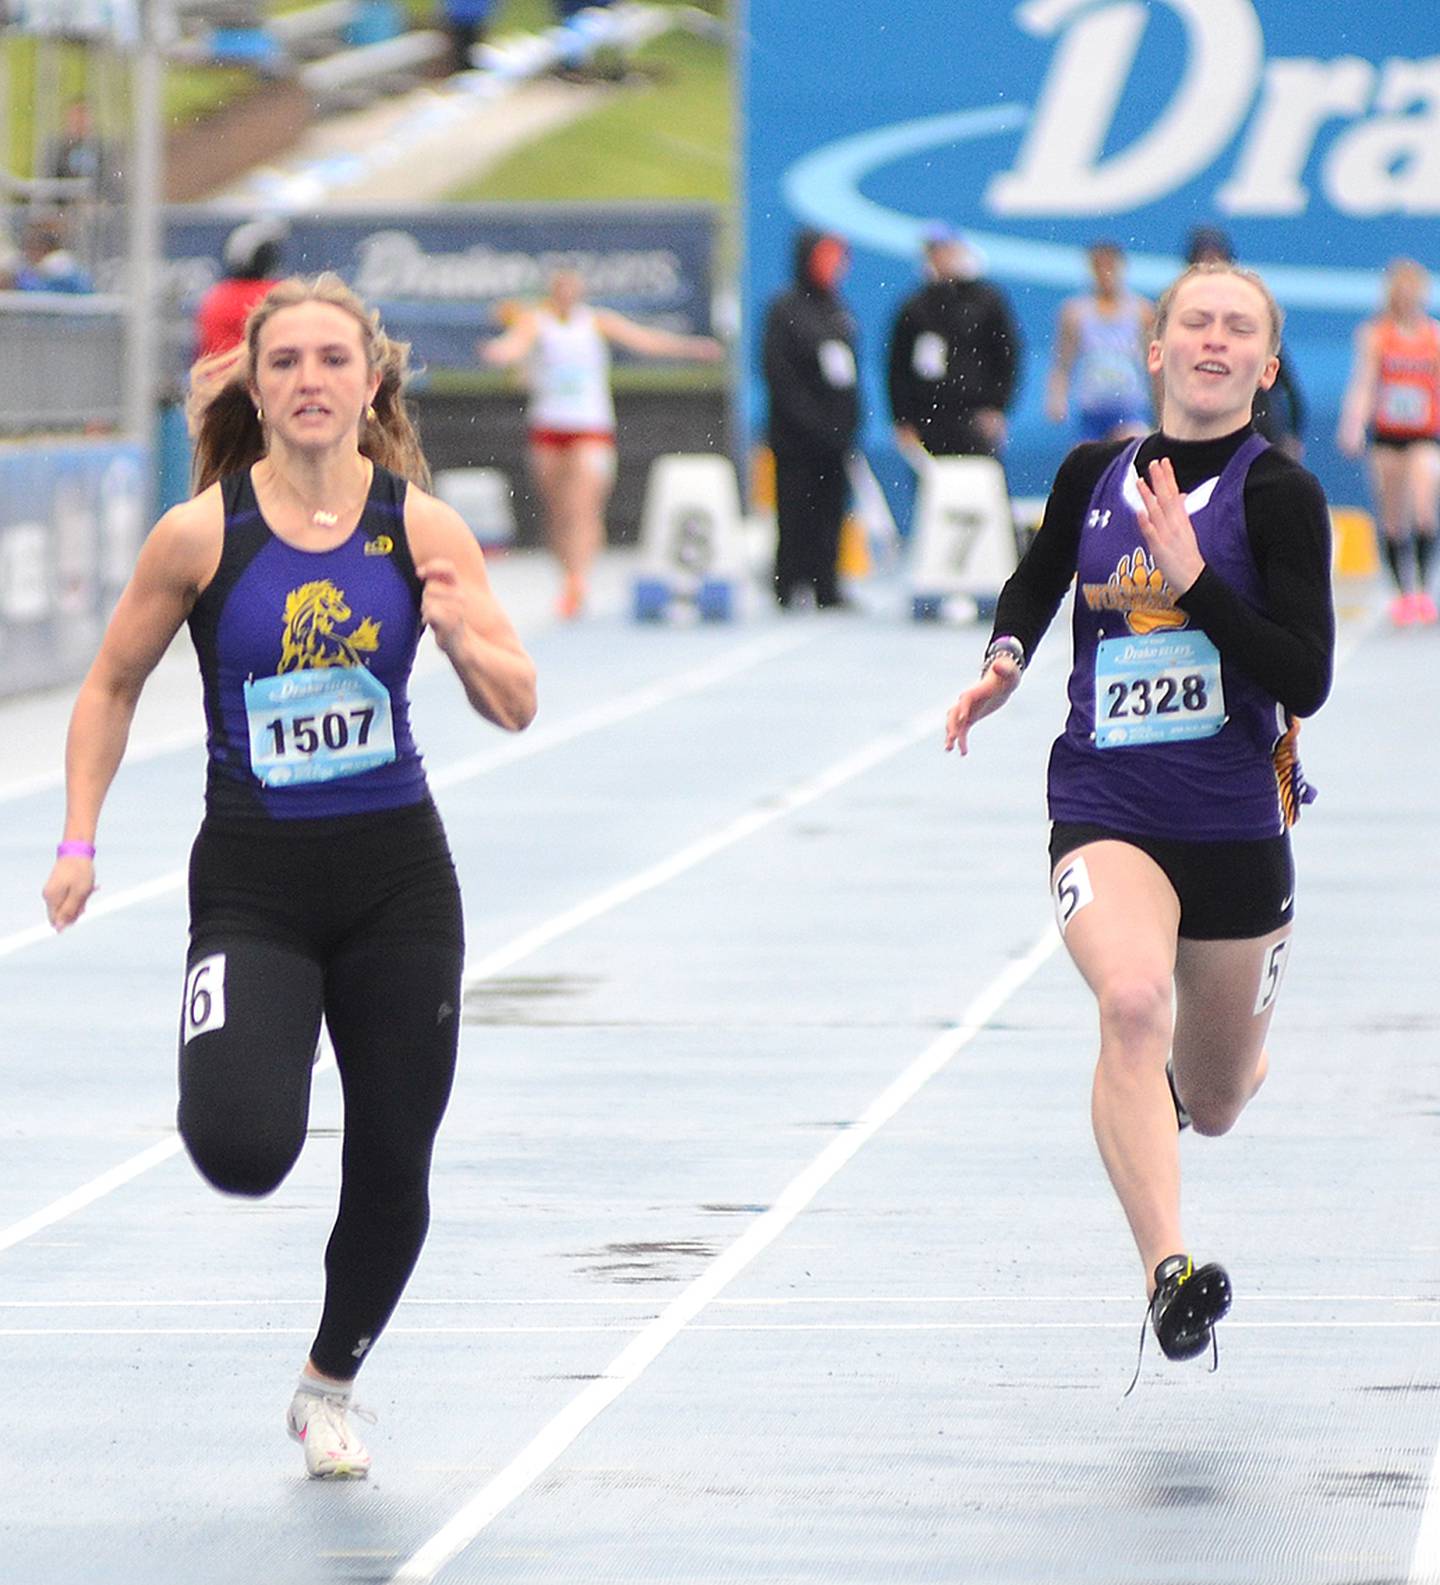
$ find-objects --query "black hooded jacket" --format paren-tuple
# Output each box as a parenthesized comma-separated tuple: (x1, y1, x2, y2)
(761, 229, 862, 459)
(886, 267, 1020, 451)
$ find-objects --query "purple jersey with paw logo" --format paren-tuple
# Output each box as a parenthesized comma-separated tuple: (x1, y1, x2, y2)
(1047, 433, 1286, 840)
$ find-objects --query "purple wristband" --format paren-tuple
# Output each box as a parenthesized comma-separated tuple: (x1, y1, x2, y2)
(56, 840, 96, 860)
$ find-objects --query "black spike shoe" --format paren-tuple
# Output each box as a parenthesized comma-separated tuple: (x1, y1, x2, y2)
(1125, 1254, 1232, 1395)
(1151, 1254, 1231, 1359)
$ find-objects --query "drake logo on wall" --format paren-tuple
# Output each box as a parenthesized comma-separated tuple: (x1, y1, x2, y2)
(988, 0, 1439, 218)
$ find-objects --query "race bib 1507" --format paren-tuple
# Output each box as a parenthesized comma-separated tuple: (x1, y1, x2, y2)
(243, 666, 396, 787)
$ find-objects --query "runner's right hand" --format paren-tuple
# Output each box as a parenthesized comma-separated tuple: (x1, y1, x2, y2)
(43, 856, 96, 931)
(944, 657, 1021, 755)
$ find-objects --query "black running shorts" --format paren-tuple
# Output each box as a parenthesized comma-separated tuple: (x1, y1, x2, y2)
(1049, 822, 1294, 941)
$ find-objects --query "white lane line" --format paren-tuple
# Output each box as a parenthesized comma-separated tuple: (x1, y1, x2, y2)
(0, 690, 939, 1262)
(1328, 600, 1440, 1585)
(0, 870, 191, 961)
(1412, 1444, 1440, 1584)
(3, 1291, 1433, 1310)
(0, 1326, 631, 1338)
(459, 702, 941, 985)
(0, 726, 205, 806)
(0, 629, 818, 964)
(390, 924, 1061, 1585)
(429, 627, 817, 791)
(8, 1319, 1440, 1340)
(0, 1140, 184, 1257)
(0, 626, 461, 807)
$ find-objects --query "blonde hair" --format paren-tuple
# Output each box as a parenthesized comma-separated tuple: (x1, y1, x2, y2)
(1383, 257, 1429, 315)
(188, 272, 430, 494)
(1153, 261, 1284, 355)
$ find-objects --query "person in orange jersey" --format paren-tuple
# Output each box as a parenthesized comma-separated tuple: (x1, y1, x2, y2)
(1338, 257, 1440, 625)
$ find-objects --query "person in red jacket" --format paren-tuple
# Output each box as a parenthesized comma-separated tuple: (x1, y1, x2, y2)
(195, 220, 288, 359)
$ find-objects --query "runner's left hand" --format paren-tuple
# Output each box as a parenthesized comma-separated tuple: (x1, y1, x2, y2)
(417, 560, 468, 652)
(1135, 457, 1205, 595)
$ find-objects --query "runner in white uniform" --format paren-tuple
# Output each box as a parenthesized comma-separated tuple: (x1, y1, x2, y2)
(481, 269, 723, 618)
(528, 300, 616, 437)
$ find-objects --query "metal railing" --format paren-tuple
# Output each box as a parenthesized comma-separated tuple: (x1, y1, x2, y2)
(0, 291, 126, 434)
(299, 28, 450, 110)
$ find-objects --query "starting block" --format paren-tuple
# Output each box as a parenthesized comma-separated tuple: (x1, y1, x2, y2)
(433, 467, 516, 553)
(1330, 505, 1380, 579)
(908, 453, 1018, 622)
(633, 453, 747, 622)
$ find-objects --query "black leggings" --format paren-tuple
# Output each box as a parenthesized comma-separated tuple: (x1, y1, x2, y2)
(177, 800, 464, 1380)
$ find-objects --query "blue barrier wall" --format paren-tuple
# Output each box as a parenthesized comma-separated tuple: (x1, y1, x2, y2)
(157, 203, 716, 381)
(741, 0, 1440, 512)
(0, 441, 150, 699)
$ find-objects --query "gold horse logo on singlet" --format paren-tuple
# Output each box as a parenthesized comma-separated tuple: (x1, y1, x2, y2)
(1081, 546, 1189, 638)
(276, 580, 382, 673)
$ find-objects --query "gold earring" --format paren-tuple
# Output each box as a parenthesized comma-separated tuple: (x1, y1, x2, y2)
(365, 404, 377, 423)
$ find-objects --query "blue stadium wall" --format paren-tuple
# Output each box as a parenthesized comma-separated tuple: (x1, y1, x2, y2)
(740, 0, 1440, 513)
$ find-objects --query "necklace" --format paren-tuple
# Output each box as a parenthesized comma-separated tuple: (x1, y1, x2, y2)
(264, 459, 371, 530)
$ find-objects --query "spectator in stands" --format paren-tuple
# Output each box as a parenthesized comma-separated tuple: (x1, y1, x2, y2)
(887, 222, 1021, 464)
(195, 220, 289, 360)
(14, 215, 93, 294)
(42, 99, 121, 203)
(762, 227, 862, 610)
(1185, 226, 1306, 460)
(439, 0, 495, 74)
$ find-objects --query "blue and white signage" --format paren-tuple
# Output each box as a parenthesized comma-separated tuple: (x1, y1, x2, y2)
(148, 204, 715, 383)
(743, 0, 1438, 500)
(0, 441, 148, 698)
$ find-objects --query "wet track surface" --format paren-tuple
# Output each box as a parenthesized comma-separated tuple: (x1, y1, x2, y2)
(1, 555, 1436, 1584)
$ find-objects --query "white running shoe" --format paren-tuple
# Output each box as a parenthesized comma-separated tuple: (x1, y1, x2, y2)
(286, 1389, 374, 1479)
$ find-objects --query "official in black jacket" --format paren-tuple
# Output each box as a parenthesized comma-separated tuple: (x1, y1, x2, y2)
(887, 224, 1020, 459)
(761, 229, 861, 608)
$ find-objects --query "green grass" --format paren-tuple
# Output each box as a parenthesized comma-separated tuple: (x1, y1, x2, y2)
(4, 37, 85, 176)
(5, 0, 729, 189)
(3, 36, 252, 172)
(163, 65, 259, 128)
(447, 24, 731, 203)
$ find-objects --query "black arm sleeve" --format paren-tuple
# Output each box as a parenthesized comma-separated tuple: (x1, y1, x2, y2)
(1176, 455, 1334, 716)
(989, 441, 1121, 660)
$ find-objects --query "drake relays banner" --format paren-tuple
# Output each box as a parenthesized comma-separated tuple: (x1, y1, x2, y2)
(741, 0, 1440, 503)
(140, 204, 715, 389)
